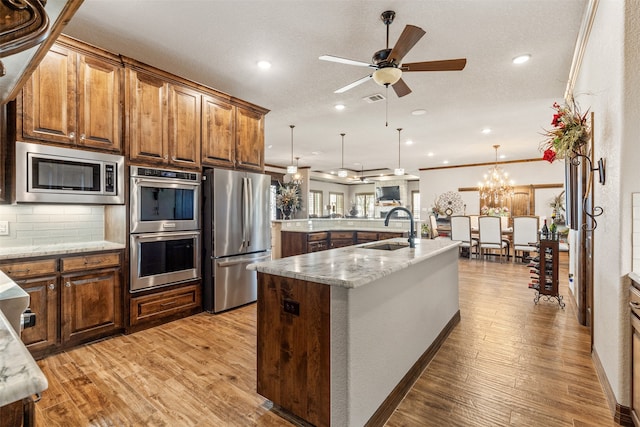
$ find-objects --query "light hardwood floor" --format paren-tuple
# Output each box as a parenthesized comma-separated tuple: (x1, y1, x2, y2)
(35, 255, 618, 426)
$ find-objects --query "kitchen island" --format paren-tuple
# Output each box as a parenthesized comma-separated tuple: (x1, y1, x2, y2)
(248, 237, 460, 427)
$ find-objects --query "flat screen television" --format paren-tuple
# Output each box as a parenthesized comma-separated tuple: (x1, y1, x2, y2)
(376, 185, 400, 201)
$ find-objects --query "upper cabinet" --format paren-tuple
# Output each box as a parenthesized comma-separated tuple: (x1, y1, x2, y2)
(126, 66, 201, 169)
(235, 103, 265, 171)
(18, 38, 123, 152)
(201, 95, 267, 171)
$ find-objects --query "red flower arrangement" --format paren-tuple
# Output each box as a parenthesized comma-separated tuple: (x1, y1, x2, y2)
(540, 100, 590, 163)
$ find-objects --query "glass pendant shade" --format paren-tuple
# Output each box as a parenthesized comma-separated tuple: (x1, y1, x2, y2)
(338, 169, 348, 178)
(287, 165, 297, 174)
(287, 124, 296, 174)
(394, 168, 405, 176)
(338, 133, 347, 178)
(372, 67, 402, 86)
(394, 128, 404, 176)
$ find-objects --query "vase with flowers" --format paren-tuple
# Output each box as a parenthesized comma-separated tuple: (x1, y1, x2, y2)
(276, 182, 301, 220)
(540, 99, 590, 163)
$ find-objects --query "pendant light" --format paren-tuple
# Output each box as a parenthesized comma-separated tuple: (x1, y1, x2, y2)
(394, 128, 404, 176)
(338, 133, 348, 178)
(478, 144, 514, 205)
(286, 125, 297, 174)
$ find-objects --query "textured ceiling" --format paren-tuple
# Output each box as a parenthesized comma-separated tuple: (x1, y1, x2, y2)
(63, 0, 587, 180)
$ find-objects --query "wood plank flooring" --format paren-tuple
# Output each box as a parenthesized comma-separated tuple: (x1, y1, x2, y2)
(34, 255, 618, 426)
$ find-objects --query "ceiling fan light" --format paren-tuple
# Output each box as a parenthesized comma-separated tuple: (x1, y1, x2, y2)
(394, 168, 405, 176)
(372, 67, 402, 86)
(338, 169, 348, 178)
(287, 165, 298, 174)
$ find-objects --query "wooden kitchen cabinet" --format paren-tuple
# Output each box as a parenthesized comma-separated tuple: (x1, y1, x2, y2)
(0, 250, 124, 358)
(127, 66, 201, 169)
(630, 284, 640, 426)
(235, 103, 265, 171)
(128, 282, 201, 331)
(18, 37, 123, 152)
(329, 231, 355, 249)
(202, 94, 235, 167)
(19, 276, 59, 354)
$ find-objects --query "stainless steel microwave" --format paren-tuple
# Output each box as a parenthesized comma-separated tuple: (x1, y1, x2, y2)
(15, 141, 125, 204)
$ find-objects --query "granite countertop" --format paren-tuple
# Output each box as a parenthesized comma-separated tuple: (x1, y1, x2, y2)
(248, 238, 459, 289)
(0, 240, 126, 260)
(0, 297, 48, 407)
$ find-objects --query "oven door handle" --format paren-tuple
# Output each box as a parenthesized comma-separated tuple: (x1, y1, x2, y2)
(216, 253, 271, 267)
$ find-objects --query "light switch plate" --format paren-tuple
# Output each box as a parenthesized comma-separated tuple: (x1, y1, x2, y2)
(0, 221, 8, 236)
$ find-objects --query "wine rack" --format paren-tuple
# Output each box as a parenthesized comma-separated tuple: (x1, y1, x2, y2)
(528, 234, 565, 308)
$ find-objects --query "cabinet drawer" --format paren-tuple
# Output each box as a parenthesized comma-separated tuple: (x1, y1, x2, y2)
(307, 241, 328, 253)
(356, 232, 378, 241)
(308, 232, 328, 242)
(130, 284, 201, 326)
(0, 259, 57, 279)
(61, 252, 121, 272)
(378, 232, 404, 239)
(330, 231, 354, 240)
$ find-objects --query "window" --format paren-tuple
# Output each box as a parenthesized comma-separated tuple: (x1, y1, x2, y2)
(412, 191, 420, 219)
(355, 192, 375, 218)
(308, 190, 323, 217)
(329, 192, 344, 216)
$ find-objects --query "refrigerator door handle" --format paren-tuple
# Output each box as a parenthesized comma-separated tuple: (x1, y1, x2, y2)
(247, 178, 253, 248)
(216, 253, 271, 267)
(240, 177, 248, 251)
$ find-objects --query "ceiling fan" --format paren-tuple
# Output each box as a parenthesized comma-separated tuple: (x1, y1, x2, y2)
(319, 10, 466, 97)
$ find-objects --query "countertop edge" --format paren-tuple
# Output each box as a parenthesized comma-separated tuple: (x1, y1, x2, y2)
(629, 271, 640, 284)
(249, 239, 460, 289)
(0, 241, 126, 260)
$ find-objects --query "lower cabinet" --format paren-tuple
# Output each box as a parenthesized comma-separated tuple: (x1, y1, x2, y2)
(329, 231, 354, 249)
(631, 284, 640, 425)
(128, 282, 201, 332)
(281, 230, 408, 257)
(0, 250, 124, 359)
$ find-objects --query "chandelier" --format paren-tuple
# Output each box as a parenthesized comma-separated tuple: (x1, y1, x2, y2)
(478, 145, 514, 205)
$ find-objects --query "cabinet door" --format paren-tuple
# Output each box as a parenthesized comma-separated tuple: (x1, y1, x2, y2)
(168, 84, 201, 168)
(61, 268, 122, 344)
(128, 69, 168, 164)
(633, 313, 640, 425)
(20, 44, 77, 144)
(235, 106, 264, 171)
(202, 94, 235, 167)
(19, 276, 59, 354)
(77, 55, 123, 152)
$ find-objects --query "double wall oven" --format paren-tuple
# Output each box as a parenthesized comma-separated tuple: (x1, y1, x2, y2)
(129, 166, 201, 292)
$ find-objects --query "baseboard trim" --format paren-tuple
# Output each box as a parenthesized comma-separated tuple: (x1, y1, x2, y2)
(592, 347, 633, 426)
(364, 310, 461, 427)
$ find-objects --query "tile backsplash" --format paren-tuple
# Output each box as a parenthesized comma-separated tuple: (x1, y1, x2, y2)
(0, 204, 105, 248)
(634, 193, 640, 273)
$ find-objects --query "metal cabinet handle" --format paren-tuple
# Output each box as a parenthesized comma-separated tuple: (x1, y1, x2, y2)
(65, 282, 71, 288)
(9, 268, 30, 274)
(164, 154, 168, 160)
(48, 283, 55, 290)
(69, 131, 75, 140)
(80, 134, 86, 141)
(631, 301, 640, 308)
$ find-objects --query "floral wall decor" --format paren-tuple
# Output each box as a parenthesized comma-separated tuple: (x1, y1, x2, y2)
(433, 191, 464, 217)
(540, 99, 590, 163)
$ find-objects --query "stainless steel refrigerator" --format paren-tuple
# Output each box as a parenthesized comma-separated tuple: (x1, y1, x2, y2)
(203, 168, 272, 313)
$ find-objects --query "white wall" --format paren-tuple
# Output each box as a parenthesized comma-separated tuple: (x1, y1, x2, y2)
(572, 0, 640, 407)
(419, 160, 565, 220)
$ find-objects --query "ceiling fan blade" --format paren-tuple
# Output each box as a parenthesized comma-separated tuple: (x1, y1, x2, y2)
(401, 58, 467, 72)
(334, 75, 372, 93)
(388, 25, 426, 64)
(319, 55, 373, 68)
(392, 78, 412, 97)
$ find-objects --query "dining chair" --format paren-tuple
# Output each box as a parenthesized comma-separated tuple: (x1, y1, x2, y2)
(512, 216, 539, 263)
(469, 215, 479, 231)
(450, 216, 478, 258)
(500, 215, 510, 231)
(429, 215, 445, 239)
(478, 216, 509, 262)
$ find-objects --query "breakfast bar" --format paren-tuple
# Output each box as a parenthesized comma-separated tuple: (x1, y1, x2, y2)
(248, 238, 461, 426)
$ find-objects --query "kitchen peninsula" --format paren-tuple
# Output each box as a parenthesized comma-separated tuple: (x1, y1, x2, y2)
(248, 237, 460, 427)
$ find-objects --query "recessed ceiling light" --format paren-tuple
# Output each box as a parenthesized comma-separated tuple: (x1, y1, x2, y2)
(353, 162, 361, 166)
(311, 151, 321, 155)
(481, 128, 491, 134)
(267, 144, 273, 149)
(499, 154, 506, 159)
(330, 171, 336, 175)
(427, 152, 434, 157)
(257, 60, 272, 70)
(443, 160, 449, 164)
(334, 104, 346, 111)
(512, 54, 531, 64)
(411, 109, 427, 116)
(406, 140, 413, 145)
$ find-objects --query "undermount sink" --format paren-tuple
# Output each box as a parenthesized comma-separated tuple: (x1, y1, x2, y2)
(363, 242, 410, 251)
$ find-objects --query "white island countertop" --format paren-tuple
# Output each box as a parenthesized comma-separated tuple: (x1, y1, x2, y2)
(248, 238, 459, 289)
